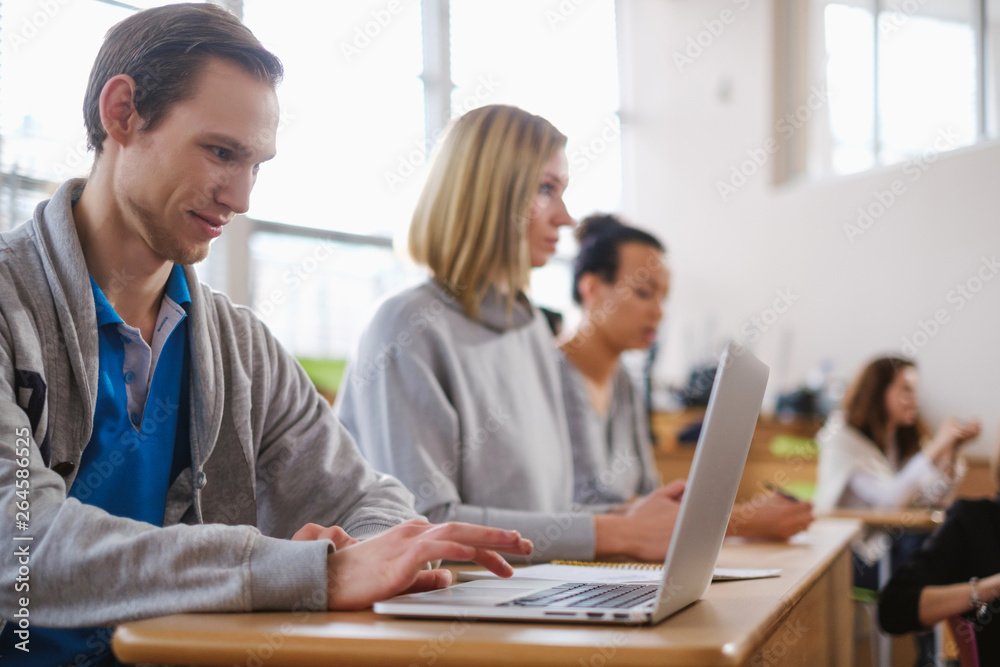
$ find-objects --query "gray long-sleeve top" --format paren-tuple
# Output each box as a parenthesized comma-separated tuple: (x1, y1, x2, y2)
(0, 179, 419, 630)
(336, 280, 597, 561)
(558, 351, 660, 506)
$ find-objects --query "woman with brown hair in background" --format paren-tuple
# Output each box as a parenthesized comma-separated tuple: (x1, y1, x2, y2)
(815, 356, 979, 516)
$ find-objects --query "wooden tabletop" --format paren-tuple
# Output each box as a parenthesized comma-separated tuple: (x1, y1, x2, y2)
(825, 508, 945, 530)
(113, 518, 862, 667)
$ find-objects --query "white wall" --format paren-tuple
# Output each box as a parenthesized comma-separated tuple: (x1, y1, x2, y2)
(617, 0, 1000, 454)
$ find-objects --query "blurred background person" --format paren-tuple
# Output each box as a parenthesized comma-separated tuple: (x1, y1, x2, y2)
(815, 356, 979, 518)
(815, 355, 980, 663)
(879, 426, 1000, 664)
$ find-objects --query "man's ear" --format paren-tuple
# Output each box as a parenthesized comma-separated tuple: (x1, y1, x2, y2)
(99, 74, 140, 149)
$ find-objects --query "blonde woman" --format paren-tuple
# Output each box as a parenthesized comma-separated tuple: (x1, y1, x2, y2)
(337, 105, 684, 562)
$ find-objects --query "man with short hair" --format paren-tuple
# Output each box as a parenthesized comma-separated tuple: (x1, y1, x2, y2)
(0, 4, 529, 664)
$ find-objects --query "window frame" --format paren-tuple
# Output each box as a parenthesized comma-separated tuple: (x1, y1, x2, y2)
(774, 0, 993, 184)
(0, 0, 603, 350)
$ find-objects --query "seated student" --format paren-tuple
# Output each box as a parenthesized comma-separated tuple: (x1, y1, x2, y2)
(814, 355, 980, 661)
(814, 356, 979, 517)
(879, 445, 1000, 663)
(560, 214, 813, 540)
(0, 7, 530, 665)
(337, 104, 686, 564)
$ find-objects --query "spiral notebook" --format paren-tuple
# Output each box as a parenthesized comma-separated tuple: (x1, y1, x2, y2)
(374, 341, 770, 626)
(458, 561, 781, 585)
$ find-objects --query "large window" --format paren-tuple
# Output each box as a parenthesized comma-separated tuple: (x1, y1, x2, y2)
(450, 0, 622, 224)
(1, 1, 155, 230)
(239, 0, 622, 358)
(241, 1, 426, 237)
(1, 0, 623, 366)
(779, 0, 996, 181)
(248, 231, 421, 359)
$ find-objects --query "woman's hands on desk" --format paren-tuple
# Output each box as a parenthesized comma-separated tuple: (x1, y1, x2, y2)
(594, 479, 686, 561)
(728, 492, 814, 541)
(316, 519, 533, 610)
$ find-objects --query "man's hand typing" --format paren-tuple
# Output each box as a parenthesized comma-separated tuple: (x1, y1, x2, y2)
(321, 519, 533, 610)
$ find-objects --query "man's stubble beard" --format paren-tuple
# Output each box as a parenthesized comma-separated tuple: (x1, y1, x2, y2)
(128, 195, 211, 266)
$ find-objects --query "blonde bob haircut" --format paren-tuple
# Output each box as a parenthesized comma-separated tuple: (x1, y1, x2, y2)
(409, 105, 567, 320)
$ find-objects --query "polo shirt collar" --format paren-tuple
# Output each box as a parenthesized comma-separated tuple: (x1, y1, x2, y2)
(89, 276, 121, 328)
(89, 264, 191, 327)
(163, 263, 192, 309)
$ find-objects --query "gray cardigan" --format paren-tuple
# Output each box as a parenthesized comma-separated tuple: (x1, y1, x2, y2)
(0, 180, 418, 630)
(336, 281, 597, 561)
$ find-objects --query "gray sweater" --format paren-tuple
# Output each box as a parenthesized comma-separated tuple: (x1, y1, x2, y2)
(558, 352, 660, 505)
(0, 179, 418, 630)
(336, 281, 597, 561)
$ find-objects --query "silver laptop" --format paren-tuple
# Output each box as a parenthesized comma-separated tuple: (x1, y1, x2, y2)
(374, 341, 769, 625)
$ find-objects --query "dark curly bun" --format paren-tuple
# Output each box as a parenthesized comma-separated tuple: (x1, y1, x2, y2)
(575, 212, 624, 243)
(571, 213, 665, 304)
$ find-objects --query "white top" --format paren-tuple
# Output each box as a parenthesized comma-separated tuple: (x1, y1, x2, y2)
(557, 351, 659, 505)
(814, 412, 961, 564)
(814, 412, 957, 514)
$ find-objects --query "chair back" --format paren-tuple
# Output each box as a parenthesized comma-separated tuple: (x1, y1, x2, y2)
(947, 615, 980, 667)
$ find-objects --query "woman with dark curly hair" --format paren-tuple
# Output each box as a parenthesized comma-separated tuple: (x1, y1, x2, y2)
(560, 213, 813, 540)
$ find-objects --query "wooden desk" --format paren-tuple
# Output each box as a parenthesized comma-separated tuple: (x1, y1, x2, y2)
(825, 508, 944, 531)
(651, 410, 822, 455)
(113, 518, 861, 667)
(823, 508, 948, 667)
(653, 410, 822, 503)
(653, 409, 997, 504)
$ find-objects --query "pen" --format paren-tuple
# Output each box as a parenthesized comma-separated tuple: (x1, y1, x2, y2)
(763, 482, 801, 503)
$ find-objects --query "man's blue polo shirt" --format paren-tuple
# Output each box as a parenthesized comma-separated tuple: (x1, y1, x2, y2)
(75, 264, 193, 520)
(0, 265, 193, 666)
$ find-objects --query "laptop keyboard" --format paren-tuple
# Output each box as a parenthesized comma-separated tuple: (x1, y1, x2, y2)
(499, 583, 658, 609)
